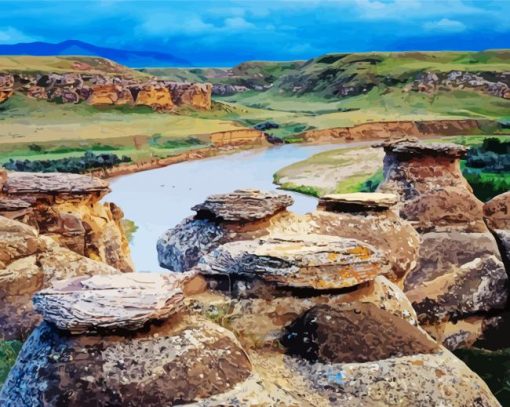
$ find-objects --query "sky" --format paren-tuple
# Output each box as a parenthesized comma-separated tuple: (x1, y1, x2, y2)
(0, 0, 509, 66)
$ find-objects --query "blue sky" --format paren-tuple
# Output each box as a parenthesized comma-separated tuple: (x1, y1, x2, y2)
(0, 0, 509, 65)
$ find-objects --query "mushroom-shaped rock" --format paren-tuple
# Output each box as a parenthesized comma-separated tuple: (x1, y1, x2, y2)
(376, 137, 468, 158)
(197, 234, 390, 289)
(484, 191, 510, 266)
(33, 272, 194, 334)
(281, 302, 439, 364)
(318, 192, 398, 212)
(376, 139, 507, 348)
(192, 189, 293, 222)
(0, 317, 252, 406)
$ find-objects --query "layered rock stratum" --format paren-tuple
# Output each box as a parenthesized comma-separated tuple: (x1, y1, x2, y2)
(0, 72, 212, 111)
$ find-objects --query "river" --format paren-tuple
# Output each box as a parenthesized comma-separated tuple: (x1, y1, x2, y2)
(108, 143, 351, 271)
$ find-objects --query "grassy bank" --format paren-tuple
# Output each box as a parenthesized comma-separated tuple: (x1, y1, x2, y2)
(274, 135, 510, 200)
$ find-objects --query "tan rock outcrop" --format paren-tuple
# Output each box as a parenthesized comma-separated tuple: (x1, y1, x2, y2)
(299, 119, 488, 142)
(0, 215, 120, 339)
(210, 129, 267, 147)
(0, 171, 134, 272)
(169, 82, 212, 109)
(0, 73, 14, 103)
(377, 138, 508, 348)
(87, 83, 134, 105)
(134, 84, 174, 111)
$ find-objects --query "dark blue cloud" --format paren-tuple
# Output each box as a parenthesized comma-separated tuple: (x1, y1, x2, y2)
(0, 0, 508, 66)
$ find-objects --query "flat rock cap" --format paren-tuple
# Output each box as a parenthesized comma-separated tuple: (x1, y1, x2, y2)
(4, 172, 109, 194)
(374, 138, 467, 158)
(198, 233, 390, 289)
(192, 188, 294, 222)
(33, 272, 195, 334)
(318, 192, 398, 212)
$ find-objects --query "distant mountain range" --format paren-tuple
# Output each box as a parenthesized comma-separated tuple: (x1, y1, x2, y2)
(0, 40, 190, 68)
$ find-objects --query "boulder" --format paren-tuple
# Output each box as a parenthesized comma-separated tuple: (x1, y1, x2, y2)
(377, 138, 508, 348)
(189, 275, 420, 349)
(192, 189, 293, 222)
(288, 349, 501, 406)
(484, 191, 510, 265)
(1, 171, 134, 272)
(32, 273, 192, 334)
(197, 234, 389, 290)
(0, 317, 252, 406)
(281, 302, 439, 364)
(0, 215, 119, 339)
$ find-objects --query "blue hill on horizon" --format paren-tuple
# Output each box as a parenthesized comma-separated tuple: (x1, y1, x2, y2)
(0, 40, 191, 68)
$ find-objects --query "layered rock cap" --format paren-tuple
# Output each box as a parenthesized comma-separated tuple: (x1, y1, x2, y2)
(33, 273, 192, 334)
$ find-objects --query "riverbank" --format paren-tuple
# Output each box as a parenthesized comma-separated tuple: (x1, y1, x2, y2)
(84, 118, 503, 180)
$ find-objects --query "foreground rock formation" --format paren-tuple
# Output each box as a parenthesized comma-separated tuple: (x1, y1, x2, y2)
(377, 138, 508, 349)
(2, 188, 501, 405)
(0, 72, 212, 111)
(0, 170, 133, 272)
(0, 215, 120, 339)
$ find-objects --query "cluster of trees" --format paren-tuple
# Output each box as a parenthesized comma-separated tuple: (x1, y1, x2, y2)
(3, 152, 131, 173)
(464, 138, 510, 201)
(466, 138, 510, 172)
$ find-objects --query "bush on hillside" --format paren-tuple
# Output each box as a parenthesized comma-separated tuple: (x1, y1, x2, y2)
(3, 152, 131, 173)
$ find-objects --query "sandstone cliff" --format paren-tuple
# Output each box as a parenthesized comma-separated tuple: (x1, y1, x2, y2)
(0, 170, 133, 273)
(0, 72, 212, 111)
(299, 119, 492, 143)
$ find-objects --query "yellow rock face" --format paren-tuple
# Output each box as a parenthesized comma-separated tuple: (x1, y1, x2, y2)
(88, 84, 134, 105)
(135, 85, 174, 110)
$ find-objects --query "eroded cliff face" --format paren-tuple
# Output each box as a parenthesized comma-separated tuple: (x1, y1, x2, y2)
(300, 119, 491, 143)
(0, 170, 133, 273)
(376, 138, 508, 349)
(2, 189, 500, 406)
(0, 72, 212, 111)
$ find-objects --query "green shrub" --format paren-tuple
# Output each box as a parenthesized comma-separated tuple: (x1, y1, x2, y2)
(3, 152, 131, 173)
(455, 347, 510, 406)
(358, 169, 384, 192)
(0, 340, 22, 388)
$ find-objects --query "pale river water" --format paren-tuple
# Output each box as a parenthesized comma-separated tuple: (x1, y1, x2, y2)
(108, 143, 353, 271)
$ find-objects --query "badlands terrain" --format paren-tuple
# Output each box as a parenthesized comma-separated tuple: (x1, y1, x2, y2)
(0, 50, 510, 405)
